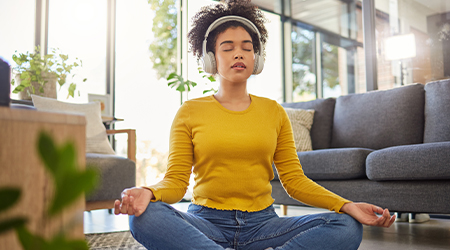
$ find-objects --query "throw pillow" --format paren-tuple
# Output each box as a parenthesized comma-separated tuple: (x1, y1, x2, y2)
(31, 95, 116, 155)
(284, 108, 315, 152)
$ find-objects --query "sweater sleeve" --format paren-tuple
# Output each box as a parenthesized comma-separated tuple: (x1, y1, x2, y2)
(143, 103, 193, 204)
(273, 104, 351, 213)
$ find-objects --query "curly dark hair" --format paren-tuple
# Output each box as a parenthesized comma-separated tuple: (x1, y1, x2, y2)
(187, 0, 268, 61)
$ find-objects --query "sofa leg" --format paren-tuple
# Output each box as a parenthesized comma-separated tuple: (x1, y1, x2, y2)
(280, 205, 288, 216)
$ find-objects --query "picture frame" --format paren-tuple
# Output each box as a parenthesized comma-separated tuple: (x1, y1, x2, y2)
(88, 94, 112, 117)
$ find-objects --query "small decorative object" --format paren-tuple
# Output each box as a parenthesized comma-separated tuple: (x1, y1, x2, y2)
(10, 46, 87, 100)
(0, 58, 10, 106)
(88, 93, 112, 117)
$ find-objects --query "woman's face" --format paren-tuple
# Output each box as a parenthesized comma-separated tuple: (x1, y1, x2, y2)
(214, 26, 255, 84)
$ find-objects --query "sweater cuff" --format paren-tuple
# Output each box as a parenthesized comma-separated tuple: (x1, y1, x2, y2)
(141, 186, 160, 202)
(333, 199, 353, 214)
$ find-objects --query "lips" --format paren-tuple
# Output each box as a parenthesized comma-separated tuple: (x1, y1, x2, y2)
(231, 62, 246, 69)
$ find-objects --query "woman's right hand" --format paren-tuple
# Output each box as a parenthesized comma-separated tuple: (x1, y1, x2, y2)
(114, 187, 153, 217)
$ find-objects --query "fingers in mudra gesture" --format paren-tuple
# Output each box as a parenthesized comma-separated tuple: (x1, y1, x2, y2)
(340, 202, 396, 228)
(114, 187, 153, 217)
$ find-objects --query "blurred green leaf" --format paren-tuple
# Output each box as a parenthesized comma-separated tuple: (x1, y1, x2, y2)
(176, 84, 185, 92)
(166, 72, 178, 80)
(67, 83, 76, 98)
(36, 131, 99, 217)
(20, 80, 30, 87)
(207, 75, 216, 82)
(20, 72, 30, 79)
(16, 225, 48, 250)
(37, 132, 59, 176)
(48, 169, 98, 216)
(0, 188, 21, 212)
(12, 85, 24, 93)
(0, 217, 27, 235)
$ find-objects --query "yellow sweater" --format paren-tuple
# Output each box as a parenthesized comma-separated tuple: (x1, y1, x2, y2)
(146, 94, 350, 212)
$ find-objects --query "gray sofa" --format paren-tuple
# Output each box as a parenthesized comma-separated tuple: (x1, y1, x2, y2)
(272, 80, 450, 214)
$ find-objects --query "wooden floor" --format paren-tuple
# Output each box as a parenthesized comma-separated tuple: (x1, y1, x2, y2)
(84, 203, 450, 249)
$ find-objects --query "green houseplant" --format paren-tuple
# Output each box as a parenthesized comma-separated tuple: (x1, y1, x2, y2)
(10, 46, 87, 100)
(167, 67, 217, 105)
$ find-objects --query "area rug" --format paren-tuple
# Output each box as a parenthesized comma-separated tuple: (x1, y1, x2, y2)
(85, 230, 146, 250)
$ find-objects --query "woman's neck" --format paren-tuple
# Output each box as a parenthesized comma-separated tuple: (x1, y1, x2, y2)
(214, 79, 249, 103)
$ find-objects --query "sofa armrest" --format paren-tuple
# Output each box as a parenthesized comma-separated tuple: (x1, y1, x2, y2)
(106, 129, 136, 162)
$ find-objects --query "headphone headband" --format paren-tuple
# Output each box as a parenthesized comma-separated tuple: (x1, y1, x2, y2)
(201, 15, 264, 75)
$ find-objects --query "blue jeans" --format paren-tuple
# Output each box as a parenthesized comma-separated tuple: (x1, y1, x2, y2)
(129, 202, 363, 250)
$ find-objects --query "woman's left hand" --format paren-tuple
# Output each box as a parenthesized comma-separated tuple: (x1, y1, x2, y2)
(340, 202, 396, 228)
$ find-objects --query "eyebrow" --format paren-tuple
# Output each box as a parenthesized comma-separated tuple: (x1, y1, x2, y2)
(219, 40, 253, 46)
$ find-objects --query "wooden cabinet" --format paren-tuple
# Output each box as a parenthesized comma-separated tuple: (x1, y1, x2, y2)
(0, 107, 86, 249)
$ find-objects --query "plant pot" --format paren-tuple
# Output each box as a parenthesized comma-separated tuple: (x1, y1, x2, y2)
(16, 73, 57, 100)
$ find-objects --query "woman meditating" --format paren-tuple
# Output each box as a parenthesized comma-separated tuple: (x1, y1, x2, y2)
(114, 1, 395, 249)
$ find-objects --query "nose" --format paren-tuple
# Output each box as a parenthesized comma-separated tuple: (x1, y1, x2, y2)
(234, 49, 244, 60)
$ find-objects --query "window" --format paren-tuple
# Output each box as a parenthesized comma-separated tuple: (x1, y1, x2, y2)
(291, 0, 359, 40)
(48, 0, 107, 102)
(247, 11, 283, 103)
(289, 0, 364, 100)
(114, 0, 180, 187)
(0, 0, 36, 99)
(374, 0, 450, 89)
(291, 26, 316, 101)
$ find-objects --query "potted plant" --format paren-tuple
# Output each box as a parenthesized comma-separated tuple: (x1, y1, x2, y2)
(10, 46, 87, 100)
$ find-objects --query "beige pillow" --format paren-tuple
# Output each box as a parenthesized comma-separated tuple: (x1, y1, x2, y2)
(31, 95, 116, 155)
(284, 108, 315, 152)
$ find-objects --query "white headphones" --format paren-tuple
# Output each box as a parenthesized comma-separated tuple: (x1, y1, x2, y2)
(201, 15, 265, 75)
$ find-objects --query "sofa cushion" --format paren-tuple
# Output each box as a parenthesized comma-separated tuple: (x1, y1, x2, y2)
(284, 108, 315, 152)
(272, 148, 372, 181)
(424, 80, 450, 143)
(32, 95, 116, 155)
(366, 141, 450, 181)
(298, 148, 372, 180)
(86, 153, 136, 202)
(331, 84, 425, 150)
(282, 98, 335, 150)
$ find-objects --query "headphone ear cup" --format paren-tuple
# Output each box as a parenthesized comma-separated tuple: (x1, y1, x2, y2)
(202, 51, 217, 74)
(252, 54, 264, 75)
(208, 52, 217, 75)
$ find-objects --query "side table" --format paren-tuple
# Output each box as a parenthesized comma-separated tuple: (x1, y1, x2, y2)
(0, 107, 86, 249)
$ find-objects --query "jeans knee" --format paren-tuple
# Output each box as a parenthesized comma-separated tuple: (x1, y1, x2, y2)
(339, 214, 363, 245)
(129, 202, 171, 234)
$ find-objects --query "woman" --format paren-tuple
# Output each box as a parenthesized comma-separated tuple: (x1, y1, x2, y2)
(114, 1, 395, 249)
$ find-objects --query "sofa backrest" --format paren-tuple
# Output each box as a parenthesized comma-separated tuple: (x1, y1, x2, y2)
(424, 80, 450, 143)
(331, 83, 425, 150)
(282, 98, 336, 150)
